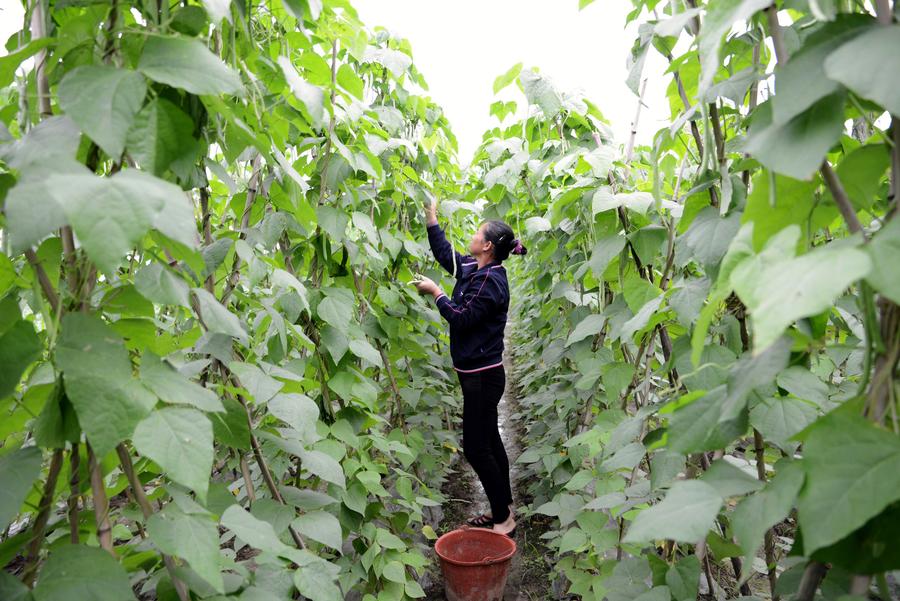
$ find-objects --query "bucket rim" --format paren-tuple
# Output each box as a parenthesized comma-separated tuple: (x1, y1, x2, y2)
(434, 528, 517, 566)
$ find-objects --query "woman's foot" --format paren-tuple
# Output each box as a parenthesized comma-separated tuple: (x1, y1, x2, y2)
(466, 514, 494, 527)
(468, 503, 514, 527)
(491, 513, 516, 537)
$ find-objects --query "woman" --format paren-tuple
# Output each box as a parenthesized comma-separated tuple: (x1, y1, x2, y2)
(412, 199, 527, 538)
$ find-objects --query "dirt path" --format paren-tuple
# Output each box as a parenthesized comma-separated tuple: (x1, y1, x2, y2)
(423, 348, 552, 601)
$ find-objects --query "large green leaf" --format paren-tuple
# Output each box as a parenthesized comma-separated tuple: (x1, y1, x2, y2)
(268, 393, 319, 443)
(192, 288, 249, 344)
(798, 412, 900, 554)
(32, 545, 136, 601)
(58, 65, 147, 158)
(865, 216, 900, 305)
(138, 36, 243, 96)
(771, 15, 871, 124)
(13, 169, 199, 274)
(0, 446, 43, 531)
(697, 0, 772, 94)
(732, 461, 804, 582)
(623, 480, 723, 543)
(56, 313, 156, 456)
(744, 95, 846, 181)
(824, 24, 900, 116)
(566, 314, 606, 346)
(294, 563, 343, 601)
(278, 56, 325, 130)
(134, 263, 191, 307)
(126, 98, 199, 176)
(148, 506, 223, 592)
(133, 407, 214, 501)
(750, 397, 818, 451)
(221, 504, 288, 554)
(731, 227, 871, 351)
(140, 352, 224, 412)
(493, 62, 523, 94)
(741, 172, 821, 252)
(292, 511, 342, 551)
(520, 69, 562, 117)
(0, 319, 41, 399)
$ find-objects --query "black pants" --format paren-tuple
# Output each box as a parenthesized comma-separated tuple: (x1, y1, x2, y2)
(457, 365, 513, 524)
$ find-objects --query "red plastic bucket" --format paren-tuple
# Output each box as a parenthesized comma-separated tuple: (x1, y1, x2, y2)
(434, 528, 517, 601)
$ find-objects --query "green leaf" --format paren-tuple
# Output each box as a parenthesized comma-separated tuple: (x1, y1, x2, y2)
(56, 313, 156, 456)
(0, 571, 29, 601)
(589, 234, 627, 280)
(798, 412, 900, 554)
(866, 216, 900, 305)
(668, 387, 748, 453)
(835, 144, 890, 212)
(0, 319, 41, 399)
(697, 0, 772, 95)
(566, 314, 605, 347)
(666, 555, 700, 601)
(558, 527, 588, 554)
(336, 64, 364, 100)
(126, 98, 199, 176)
(229, 361, 282, 404)
(732, 231, 871, 351)
(18, 169, 198, 274)
(134, 263, 191, 307)
(0, 446, 43, 531)
(493, 63, 523, 94)
(776, 366, 829, 406)
(192, 288, 249, 344)
(741, 172, 823, 252)
(140, 352, 224, 412)
(348, 338, 383, 367)
(520, 69, 561, 116)
(133, 407, 214, 501)
(293, 564, 342, 601)
(679, 207, 742, 269)
(720, 337, 792, 423)
(268, 393, 319, 442)
(317, 295, 353, 333)
(148, 506, 223, 593)
(732, 461, 804, 582)
(824, 24, 900, 116)
(32, 544, 136, 601)
(750, 396, 818, 451)
(138, 36, 243, 96)
(771, 16, 870, 124)
(744, 94, 846, 181)
(278, 56, 325, 130)
(623, 480, 723, 544)
(292, 511, 342, 551)
(221, 504, 284, 552)
(0, 38, 53, 89)
(700, 459, 763, 497)
(58, 66, 147, 158)
(299, 449, 345, 488)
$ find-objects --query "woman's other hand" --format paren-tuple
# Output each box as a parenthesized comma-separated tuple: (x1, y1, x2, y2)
(425, 197, 438, 226)
(412, 276, 439, 296)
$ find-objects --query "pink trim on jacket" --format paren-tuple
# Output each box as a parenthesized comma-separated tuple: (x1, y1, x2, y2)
(454, 361, 504, 373)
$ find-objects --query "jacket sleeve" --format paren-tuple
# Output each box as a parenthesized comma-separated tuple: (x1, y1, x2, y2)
(434, 270, 501, 329)
(427, 223, 470, 278)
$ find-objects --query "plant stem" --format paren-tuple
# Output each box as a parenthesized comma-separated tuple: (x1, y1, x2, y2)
(67, 445, 80, 544)
(87, 443, 113, 554)
(22, 449, 63, 586)
(796, 561, 828, 601)
(115, 444, 190, 601)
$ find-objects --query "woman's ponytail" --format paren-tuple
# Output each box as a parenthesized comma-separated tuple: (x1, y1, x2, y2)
(511, 239, 527, 256)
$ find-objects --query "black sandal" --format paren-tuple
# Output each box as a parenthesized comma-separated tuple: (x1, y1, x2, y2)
(466, 514, 494, 527)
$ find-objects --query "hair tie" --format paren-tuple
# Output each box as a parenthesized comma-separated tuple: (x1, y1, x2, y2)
(511, 239, 527, 256)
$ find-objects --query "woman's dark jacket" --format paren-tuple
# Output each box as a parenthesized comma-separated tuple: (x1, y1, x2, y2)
(426, 223, 509, 373)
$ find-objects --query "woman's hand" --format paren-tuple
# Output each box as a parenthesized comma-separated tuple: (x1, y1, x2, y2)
(425, 197, 438, 226)
(412, 276, 440, 297)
